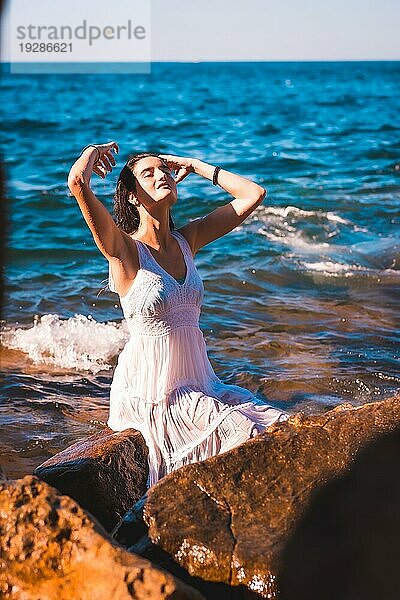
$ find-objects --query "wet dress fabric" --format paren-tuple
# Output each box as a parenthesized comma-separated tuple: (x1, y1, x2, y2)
(107, 230, 288, 487)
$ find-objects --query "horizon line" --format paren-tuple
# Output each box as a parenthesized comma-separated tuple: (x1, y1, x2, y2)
(1, 58, 399, 65)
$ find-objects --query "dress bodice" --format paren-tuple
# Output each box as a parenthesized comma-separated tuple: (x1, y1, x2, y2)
(109, 230, 205, 337)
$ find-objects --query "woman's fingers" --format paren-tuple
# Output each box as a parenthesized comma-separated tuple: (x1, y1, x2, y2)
(92, 142, 118, 175)
(89, 141, 119, 178)
(175, 167, 190, 183)
(159, 154, 194, 178)
(159, 154, 182, 168)
(105, 149, 116, 166)
(93, 164, 106, 178)
(100, 154, 113, 172)
(96, 141, 119, 158)
(109, 141, 119, 154)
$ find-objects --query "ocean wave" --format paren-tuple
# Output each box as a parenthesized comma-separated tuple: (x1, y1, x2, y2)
(300, 260, 399, 279)
(2, 117, 57, 131)
(257, 123, 281, 135)
(260, 205, 351, 224)
(301, 261, 362, 275)
(258, 229, 331, 253)
(249, 205, 348, 253)
(243, 205, 399, 272)
(316, 94, 360, 107)
(1, 314, 129, 374)
(365, 149, 399, 160)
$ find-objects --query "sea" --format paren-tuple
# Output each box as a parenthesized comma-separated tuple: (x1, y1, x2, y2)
(1, 61, 399, 478)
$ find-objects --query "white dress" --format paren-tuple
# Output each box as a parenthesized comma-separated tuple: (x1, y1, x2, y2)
(107, 230, 288, 487)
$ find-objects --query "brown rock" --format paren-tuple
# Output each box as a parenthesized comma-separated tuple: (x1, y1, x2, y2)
(35, 427, 148, 532)
(277, 426, 400, 600)
(134, 395, 400, 598)
(0, 475, 204, 600)
(0, 464, 8, 481)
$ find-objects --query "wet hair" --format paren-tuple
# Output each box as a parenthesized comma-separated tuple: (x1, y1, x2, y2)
(113, 152, 175, 234)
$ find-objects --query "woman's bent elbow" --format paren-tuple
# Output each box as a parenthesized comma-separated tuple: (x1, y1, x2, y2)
(257, 186, 267, 204)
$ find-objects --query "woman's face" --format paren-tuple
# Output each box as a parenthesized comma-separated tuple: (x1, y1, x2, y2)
(132, 156, 177, 207)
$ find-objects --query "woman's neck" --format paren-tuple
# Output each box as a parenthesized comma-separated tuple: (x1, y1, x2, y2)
(134, 217, 173, 251)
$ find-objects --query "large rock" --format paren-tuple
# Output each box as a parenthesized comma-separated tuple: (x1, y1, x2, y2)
(0, 475, 204, 600)
(119, 395, 400, 599)
(35, 428, 148, 532)
(277, 426, 400, 600)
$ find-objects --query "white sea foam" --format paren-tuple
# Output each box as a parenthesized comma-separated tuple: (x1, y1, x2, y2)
(301, 260, 399, 278)
(302, 261, 362, 275)
(241, 204, 356, 254)
(258, 228, 331, 252)
(259, 205, 351, 225)
(1, 314, 129, 374)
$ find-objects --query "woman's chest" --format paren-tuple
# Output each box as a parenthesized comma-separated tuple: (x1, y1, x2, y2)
(121, 265, 204, 318)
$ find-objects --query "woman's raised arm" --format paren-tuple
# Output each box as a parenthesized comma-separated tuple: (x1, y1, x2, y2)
(160, 154, 266, 254)
(67, 142, 127, 260)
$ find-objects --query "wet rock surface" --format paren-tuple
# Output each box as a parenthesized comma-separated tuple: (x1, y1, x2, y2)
(0, 475, 204, 600)
(35, 427, 148, 532)
(117, 395, 400, 599)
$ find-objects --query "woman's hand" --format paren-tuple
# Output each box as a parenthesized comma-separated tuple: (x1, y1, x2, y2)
(159, 154, 195, 183)
(91, 141, 119, 179)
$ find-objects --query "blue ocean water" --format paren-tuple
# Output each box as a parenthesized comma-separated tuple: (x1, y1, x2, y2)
(1, 62, 399, 477)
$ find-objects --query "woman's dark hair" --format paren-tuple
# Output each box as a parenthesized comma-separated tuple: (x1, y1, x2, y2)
(113, 152, 175, 234)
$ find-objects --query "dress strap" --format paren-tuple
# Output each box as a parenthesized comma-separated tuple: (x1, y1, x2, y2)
(173, 230, 194, 261)
(108, 233, 191, 293)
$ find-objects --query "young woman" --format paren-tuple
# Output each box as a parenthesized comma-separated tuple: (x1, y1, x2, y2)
(68, 141, 288, 487)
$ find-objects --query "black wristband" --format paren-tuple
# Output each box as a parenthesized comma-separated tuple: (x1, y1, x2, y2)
(80, 145, 100, 162)
(212, 165, 221, 186)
